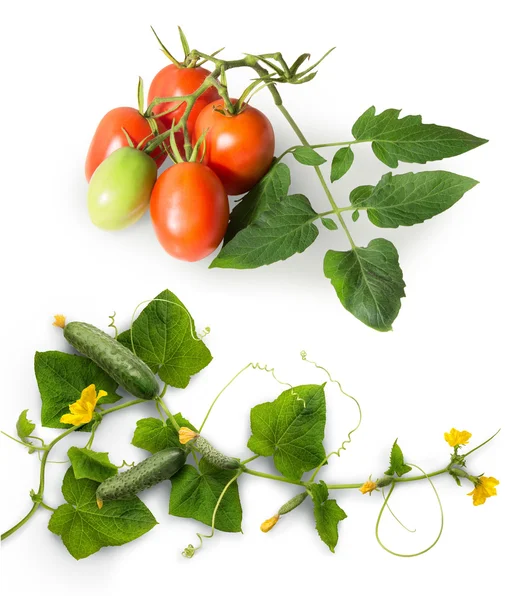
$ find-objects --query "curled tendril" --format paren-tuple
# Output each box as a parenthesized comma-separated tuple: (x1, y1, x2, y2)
(114, 460, 136, 469)
(107, 312, 118, 338)
(182, 471, 240, 558)
(129, 298, 210, 357)
(249, 362, 304, 406)
(375, 464, 444, 557)
(381, 489, 417, 533)
(301, 351, 362, 479)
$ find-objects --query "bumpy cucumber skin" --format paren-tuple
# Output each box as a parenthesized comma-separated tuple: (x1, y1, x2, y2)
(194, 437, 241, 470)
(64, 322, 159, 400)
(279, 492, 308, 515)
(97, 448, 186, 503)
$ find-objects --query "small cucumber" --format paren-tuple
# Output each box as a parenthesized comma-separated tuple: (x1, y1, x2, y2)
(63, 322, 159, 400)
(96, 447, 186, 507)
(194, 436, 241, 470)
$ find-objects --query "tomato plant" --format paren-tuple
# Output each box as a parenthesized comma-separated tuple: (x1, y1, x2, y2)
(150, 162, 229, 261)
(85, 107, 166, 181)
(88, 147, 157, 230)
(194, 99, 275, 195)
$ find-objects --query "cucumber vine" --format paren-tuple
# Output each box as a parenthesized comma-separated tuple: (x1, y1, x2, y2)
(1, 289, 499, 560)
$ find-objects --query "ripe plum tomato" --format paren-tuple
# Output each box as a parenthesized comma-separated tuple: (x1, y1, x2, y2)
(147, 64, 219, 151)
(193, 99, 275, 196)
(85, 107, 166, 181)
(88, 147, 157, 231)
(150, 162, 229, 262)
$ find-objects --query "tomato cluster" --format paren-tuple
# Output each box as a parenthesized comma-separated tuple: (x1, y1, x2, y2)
(86, 44, 275, 262)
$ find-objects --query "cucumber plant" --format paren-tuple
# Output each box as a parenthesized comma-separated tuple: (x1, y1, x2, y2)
(1, 289, 499, 560)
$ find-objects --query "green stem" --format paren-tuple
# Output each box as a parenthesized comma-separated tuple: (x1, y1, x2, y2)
(242, 467, 304, 486)
(1, 431, 47, 452)
(97, 398, 149, 417)
(318, 207, 358, 218)
(156, 397, 180, 432)
(277, 140, 361, 162)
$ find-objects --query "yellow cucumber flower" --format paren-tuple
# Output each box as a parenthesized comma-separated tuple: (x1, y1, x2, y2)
(53, 314, 66, 329)
(467, 476, 499, 506)
(359, 479, 377, 495)
(179, 427, 198, 445)
(260, 514, 279, 532)
(60, 384, 107, 426)
(444, 428, 472, 447)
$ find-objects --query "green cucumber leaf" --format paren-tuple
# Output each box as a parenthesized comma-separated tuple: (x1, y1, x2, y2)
(350, 171, 478, 228)
(308, 481, 347, 553)
(248, 384, 326, 480)
(169, 458, 242, 533)
(211, 194, 319, 269)
(321, 217, 338, 230)
(330, 146, 354, 182)
(118, 289, 212, 389)
(324, 239, 405, 332)
(352, 106, 487, 167)
(385, 439, 412, 477)
(35, 351, 121, 430)
(67, 447, 118, 483)
(224, 162, 291, 243)
(132, 414, 196, 454)
(292, 146, 327, 166)
(16, 409, 35, 441)
(48, 467, 157, 560)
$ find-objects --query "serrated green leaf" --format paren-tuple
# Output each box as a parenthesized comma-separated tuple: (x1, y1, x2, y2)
(352, 106, 487, 168)
(321, 217, 338, 230)
(169, 458, 242, 532)
(67, 447, 118, 483)
(132, 414, 196, 454)
(350, 171, 478, 228)
(330, 146, 354, 182)
(211, 194, 319, 269)
(35, 351, 121, 430)
(385, 439, 412, 477)
(224, 162, 291, 243)
(16, 409, 35, 440)
(308, 481, 347, 552)
(248, 384, 326, 480)
(118, 290, 212, 389)
(292, 146, 327, 166)
(48, 468, 156, 560)
(324, 239, 405, 332)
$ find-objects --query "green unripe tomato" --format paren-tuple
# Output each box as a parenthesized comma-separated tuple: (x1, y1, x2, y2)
(87, 147, 157, 230)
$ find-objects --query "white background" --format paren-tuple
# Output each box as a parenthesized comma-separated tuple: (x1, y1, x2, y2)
(0, 0, 518, 597)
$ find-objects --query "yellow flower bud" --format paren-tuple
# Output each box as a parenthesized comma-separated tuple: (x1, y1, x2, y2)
(359, 479, 377, 495)
(260, 514, 279, 532)
(53, 314, 66, 329)
(179, 427, 199, 445)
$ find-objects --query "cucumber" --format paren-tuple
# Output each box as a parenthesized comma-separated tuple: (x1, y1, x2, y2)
(193, 436, 241, 470)
(63, 322, 159, 400)
(96, 447, 186, 507)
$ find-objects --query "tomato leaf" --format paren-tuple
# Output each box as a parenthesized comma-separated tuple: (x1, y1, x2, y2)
(48, 468, 157, 560)
(35, 351, 121, 430)
(321, 217, 338, 230)
(308, 481, 347, 553)
(211, 194, 319, 269)
(132, 414, 196, 454)
(352, 210, 360, 222)
(16, 409, 35, 441)
(248, 384, 326, 480)
(169, 458, 242, 533)
(67, 447, 118, 483)
(224, 162, 291, 243)
(292, 146, 327, 166)
(324, 239, 405, 332)
(384, 439, 412, 477)
(352, 106, 487, 167)
(118, 289, 212, 389)
(350, 171, 478, 228)
(330, 146, 354, 182)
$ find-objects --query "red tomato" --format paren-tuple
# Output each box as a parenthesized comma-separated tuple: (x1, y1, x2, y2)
(147, 64, 219, 154)
(150, 162, 229, 262)
(193, 99, 275, 196)
(85, 107, 166, 181)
